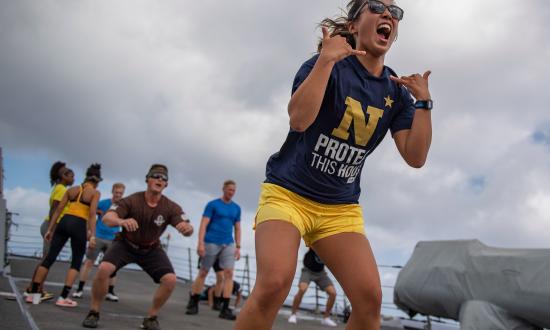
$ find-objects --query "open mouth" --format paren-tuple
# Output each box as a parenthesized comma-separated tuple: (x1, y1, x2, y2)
(376, 23, 392, 41)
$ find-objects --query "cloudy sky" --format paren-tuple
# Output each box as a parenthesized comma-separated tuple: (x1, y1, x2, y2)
(1, 0, 550, 268)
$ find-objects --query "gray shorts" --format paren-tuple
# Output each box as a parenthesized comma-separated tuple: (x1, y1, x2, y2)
(40, 221, 50, 257)
(85, 237, 113, 261)
(299, 268, 333, 290)
(200, 243, 235, 271)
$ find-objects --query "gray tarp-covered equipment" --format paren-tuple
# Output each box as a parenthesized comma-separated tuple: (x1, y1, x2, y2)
(459, 300, 540, 330)
(393, 240, 550, 329)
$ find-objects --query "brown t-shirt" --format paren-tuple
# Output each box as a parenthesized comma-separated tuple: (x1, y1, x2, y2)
(107, 192, 187, 245)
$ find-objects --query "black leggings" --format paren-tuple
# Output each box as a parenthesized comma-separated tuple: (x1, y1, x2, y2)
(41, 215, 87, 271)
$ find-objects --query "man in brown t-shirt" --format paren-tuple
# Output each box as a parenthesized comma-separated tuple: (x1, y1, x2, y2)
(82, 164, 193, 330)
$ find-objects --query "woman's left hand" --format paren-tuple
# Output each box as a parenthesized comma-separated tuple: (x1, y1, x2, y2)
(390, 70, 431, 100)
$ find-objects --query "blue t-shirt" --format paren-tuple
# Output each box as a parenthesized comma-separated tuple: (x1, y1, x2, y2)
(265, 54, 415, 204)
(203, 198, 241, 245)
(95, 199, 121, 240)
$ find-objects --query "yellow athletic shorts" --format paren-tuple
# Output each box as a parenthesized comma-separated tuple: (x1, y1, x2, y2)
(255, 183, 365, 246)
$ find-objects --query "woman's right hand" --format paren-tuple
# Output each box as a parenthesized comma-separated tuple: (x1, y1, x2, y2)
(319, 26, 366, 64)
(44, 230, 53, 242)
(88, 236, 96, 249)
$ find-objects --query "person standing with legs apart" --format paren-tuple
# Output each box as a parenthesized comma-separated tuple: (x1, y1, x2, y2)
(26, 164, 102, 308)
(288, 248, 338, 327)
(186, 180, 241, 321)
(82, 164, 193, 330)
(196, 257, 226, 310)
(24, 161, 74, 302)
(73, 182, 125, 301)
(235, 1, 433, 329)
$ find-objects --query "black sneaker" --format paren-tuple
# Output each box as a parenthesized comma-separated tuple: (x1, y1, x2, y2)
(185, 295, 199, 315)
(212, 297, 222, 311)
(219, 307, 237, 321)
(141, 316, 161, 330)
(82, 311, 100, 328)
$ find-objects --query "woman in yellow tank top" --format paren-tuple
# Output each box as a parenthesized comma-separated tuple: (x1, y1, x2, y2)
(27, 164, 102, 308)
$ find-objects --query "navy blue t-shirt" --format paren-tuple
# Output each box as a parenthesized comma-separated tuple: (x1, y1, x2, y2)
(203, 198, 241, 245)
(303, 248, 325, 272)
(265, 54, 415, 204)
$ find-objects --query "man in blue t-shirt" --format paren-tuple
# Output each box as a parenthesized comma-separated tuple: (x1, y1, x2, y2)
(73, 183, 125, 301)
(186, 180, 241, 320)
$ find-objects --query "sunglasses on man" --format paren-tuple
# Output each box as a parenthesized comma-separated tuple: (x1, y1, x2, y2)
(351, 0, 404, 21)
(149, 173, 168, 182)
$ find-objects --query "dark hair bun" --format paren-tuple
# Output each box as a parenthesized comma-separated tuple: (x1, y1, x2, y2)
(85, 163, 102, 182)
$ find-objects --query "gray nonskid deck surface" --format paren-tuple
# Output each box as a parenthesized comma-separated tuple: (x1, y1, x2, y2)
(8, 257, 358, 330)
(0, 271, 33, 330)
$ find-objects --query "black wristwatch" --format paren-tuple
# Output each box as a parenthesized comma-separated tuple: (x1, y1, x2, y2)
(414, 99, 433, 110)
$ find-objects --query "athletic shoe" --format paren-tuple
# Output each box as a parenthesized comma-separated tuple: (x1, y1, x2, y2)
(288, 314, 297, 324)
(25, 293, 42, 305)
(55, 297, 78, 307)
(321, 317, 338, 327)
(23, 290, 54, 302)
(72, 290, 83, 298)
(218, 307, 236, 321)
(41, 291, 55, 302)
(141, 316, 161, 330)
(185, 295, 199, 315)
(105, 292, 119, 302)
(82, 311, 100, 328)
(212, 297, 222, 311)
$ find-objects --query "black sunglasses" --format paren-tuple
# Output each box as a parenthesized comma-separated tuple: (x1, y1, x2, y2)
(352, 0, 404, 21)
(149, 173, 168, 182)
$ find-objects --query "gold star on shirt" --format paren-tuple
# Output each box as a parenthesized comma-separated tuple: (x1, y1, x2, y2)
(384, 95, 394, 108)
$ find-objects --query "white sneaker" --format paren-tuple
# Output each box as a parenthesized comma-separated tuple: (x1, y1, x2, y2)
(288, 314, 297, 324)
(321, 317, 337, 327)
(72, 290, 83, 298)
(24, 291, 54, 302)
(55, 297, 78, 307)
(105, 292, 119, 302)
(25, 293, 42, 305)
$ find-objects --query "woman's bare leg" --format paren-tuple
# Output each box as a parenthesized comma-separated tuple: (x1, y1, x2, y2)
(234, 221, 301, 330)
(313, 233, 382, 330)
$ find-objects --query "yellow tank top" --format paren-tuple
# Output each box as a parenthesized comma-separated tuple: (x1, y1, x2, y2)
(65, 185, 92, 220)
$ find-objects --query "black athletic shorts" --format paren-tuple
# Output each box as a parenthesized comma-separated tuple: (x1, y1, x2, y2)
(102, 240, 174, 283)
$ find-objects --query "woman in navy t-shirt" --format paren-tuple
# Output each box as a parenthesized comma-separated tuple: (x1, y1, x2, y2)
(236, 1, 433, 329)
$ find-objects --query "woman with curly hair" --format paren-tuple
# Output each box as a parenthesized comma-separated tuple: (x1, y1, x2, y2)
(43, 161, 75, 256)
(27, 164, 102, 308)
(24, 161, 74, 301)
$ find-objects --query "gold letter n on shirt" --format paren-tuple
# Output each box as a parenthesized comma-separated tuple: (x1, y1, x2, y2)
(331, 96, 383, 147)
